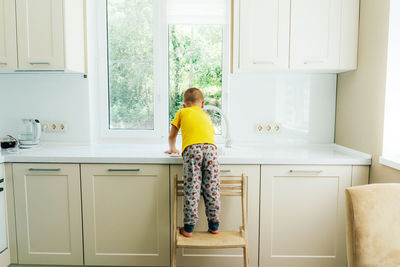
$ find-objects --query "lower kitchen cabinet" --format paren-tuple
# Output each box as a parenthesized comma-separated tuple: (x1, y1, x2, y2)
(12, 164, 83, 265)
(170, 165, 260, 267)
(7, 162, 368, 267)
(81, 164, 170, 266)
(259, 165, 352, 267)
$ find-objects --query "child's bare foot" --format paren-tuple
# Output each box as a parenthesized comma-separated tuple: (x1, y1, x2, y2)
(180, 227, 192, 237)
(208, 229, 219, 234)
(208, 221, 219, 234)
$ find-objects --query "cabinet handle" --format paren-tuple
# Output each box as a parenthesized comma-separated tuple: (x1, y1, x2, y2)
(304, 60, 324, 64)
(220, 169, 231, 173)
(0, 178, 4, 184)
(108, 169, 140, 172)
(253, 60, 274, 65)
(289, 170, 323, 174)
(0, 62, 7, 65)
(29, 62, 51, 65)
(28, 168, 61, 172)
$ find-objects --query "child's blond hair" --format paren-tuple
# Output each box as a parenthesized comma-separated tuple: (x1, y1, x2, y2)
(183, 88, 204, 105)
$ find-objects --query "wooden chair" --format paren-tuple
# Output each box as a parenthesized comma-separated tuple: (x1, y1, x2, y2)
(172, 174, 249, 267)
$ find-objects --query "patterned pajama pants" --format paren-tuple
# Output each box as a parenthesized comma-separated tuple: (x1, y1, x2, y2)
(182, 143, 221, 226)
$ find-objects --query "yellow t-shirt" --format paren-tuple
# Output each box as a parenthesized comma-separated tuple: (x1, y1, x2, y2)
(171, 106, 216, 152)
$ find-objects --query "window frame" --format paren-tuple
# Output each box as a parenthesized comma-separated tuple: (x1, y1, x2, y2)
(95, 0, 229, 143)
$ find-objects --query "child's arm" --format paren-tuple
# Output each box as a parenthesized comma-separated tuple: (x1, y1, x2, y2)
(165, 125, 180, 154)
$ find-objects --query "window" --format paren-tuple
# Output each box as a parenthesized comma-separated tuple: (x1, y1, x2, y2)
(168, 25, 223, 134)
(107, 0, 154, 130)
(380, 0, 400, 170)
(167, 0, 227, 135)
(99, 0, 228, 140)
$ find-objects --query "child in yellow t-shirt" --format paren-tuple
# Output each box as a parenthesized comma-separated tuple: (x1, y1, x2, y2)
(165, 88, 220, 237)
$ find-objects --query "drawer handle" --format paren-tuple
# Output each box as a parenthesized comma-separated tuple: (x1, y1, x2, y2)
(28, 168, 61, 172)
(0, 178, 4, 184)
(220, 169, 231, 173)
(253, 60, 274, 65)
(29, 62, 51, 65)
(108, 169, 140, 172)
(304, 60, 324, 64)
(289, 170, 323, 174)
(0, 62, 7, 65)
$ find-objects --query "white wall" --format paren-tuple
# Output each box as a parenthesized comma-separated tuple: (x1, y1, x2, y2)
(0, 72, 336, 144)
(0, 73, 91, 143)
(335, 0, 400, 182)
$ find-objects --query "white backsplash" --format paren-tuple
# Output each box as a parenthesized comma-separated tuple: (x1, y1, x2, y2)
(0, 74, 91, 143)
(228, 72, 337, 144)
(0, 72, 336, 144)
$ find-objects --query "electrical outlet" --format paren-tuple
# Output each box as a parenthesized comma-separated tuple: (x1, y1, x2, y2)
(255, 122, 282, 134)
(42, 121, 68, 133)
(264, 123, 273, 133)
(273, 123, 282, 132)
(59, 122, 67, 132)
(255, 124, 264, 134)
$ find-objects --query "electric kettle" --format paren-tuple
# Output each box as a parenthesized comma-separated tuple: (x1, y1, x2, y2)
(18, 119, 41, 149)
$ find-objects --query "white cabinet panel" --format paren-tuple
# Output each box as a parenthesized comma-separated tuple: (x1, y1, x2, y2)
(12, 164, 83, 265)
(290, 0, 342, 70)
(81, 164, 170, 266)
(170, 165, 260, 267)
(0, 164, 7, 254)
(238, 0, 290, 71)
(16, 0, 65, 69)
(260, 165, 351, 267)
(235, 0, 359, 73)
(0, 0, 17, 69)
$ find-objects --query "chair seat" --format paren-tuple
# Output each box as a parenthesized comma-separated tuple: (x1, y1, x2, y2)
(176, 228, 246, 249)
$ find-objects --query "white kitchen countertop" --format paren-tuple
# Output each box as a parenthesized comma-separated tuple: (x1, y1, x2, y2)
(0, 143, 371, 165)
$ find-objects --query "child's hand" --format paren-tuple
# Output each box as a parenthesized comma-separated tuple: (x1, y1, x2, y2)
(165, 148, 180, 155)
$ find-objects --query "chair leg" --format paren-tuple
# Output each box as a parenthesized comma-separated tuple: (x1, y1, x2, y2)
(172, 242, 177, 267)
(243, 246, 248, 267)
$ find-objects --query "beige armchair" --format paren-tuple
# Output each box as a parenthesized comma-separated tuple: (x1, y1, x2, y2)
(345, 184, 400, 267)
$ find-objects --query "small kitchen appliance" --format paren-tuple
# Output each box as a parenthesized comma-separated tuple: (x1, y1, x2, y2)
(18, 119, 41, 149)
(0, 135, 17, 149)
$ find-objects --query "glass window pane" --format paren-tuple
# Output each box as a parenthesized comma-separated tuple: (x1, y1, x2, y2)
(169, 25, 223, 134)
(107, 0, 154, 130)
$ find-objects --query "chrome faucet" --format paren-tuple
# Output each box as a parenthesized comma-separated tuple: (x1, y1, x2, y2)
(203, 105, 232, 148)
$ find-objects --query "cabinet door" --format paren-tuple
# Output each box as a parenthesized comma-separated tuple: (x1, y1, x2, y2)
(81, 164, 170, 266)
(170, 165, 260, 267)
(290, 0, 341, 70)
(238, 0, 290, 71)
(260, 165, 351, 267)
(0, 0, 17, 69)
(13, 164, 83, 265)
(0, 165, 7, 254)
(16, 0, 65, 69)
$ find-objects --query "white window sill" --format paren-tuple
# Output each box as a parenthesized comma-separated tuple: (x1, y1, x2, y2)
(379, 155, 400, 171)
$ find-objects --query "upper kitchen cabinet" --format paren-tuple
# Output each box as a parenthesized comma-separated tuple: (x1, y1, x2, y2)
(290, 0, 359, 72)
(14, 0, 86, 72)
(234, 0, 360, 73)
(236, 0, 290, 71)
(0, 0, 18, 69)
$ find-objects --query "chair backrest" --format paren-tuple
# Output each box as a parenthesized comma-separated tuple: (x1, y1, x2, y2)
(174, 174, 248, 232)
(175, 176, 246, 197)
(345, 183, 400, 267)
